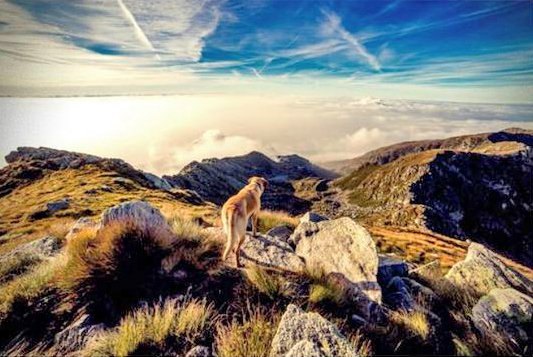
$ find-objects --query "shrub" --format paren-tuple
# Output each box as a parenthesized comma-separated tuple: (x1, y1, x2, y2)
(304, 266, 347, 306)
(215, 307, 279, 357)
(256, 210, 298, 233)
(59, 219, 174, 322)
(244, 266, 292, 300)
(85, 298, 215, 357)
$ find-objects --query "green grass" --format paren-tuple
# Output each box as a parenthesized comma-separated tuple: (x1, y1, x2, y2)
(0, 252, 42, 283)
(256, 210, 298, 233)
(244, 266, 292, 300)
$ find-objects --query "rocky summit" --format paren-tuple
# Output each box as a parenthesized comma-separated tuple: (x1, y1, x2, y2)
(0, 128, 532, 356)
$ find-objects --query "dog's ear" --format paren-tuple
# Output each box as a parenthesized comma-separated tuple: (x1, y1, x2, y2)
(260, 177, 269, 189)
(248, 176, 257, 184)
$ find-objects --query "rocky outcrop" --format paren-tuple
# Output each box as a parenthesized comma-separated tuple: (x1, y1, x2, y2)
(0, 235, 61, 261)
(269, 304, 356, 357)
(445, 243, 533, 296)
(377, 255, 409, 287)
(472, 288, 533, 346)
(164, 151, 336, 214)
(28, 198, 71, 221)
(1, 147, 172, 198)
(240, 234, 305, 273)
(295, 217, 381, 302)
(65, 217, 100, 241)
(299, 212, 329, 224)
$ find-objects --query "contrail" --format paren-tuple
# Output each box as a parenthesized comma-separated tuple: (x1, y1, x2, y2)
(116, 0, 155, 52)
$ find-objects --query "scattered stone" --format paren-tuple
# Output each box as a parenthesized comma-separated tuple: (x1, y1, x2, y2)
(378, 255, 409, 286)
(54, 314, 104, 353)
(100, 185, 113, 192)
(46, 198, 70, 212)
(384, 276, 414, 311)
(445, 243, 533, 296)
(185, 345, 211, 357)
(240, 234, 305, 273)
(266, 225, 294, 243)
(472, 288, 533, 346)
(295, 217, 381, 302)
(1, 235, 60, 261)
(269, 304, 357, 357)
(65, 217, 100, 241)
(285, 340, 325, 357)
(299, 212, 329, 224)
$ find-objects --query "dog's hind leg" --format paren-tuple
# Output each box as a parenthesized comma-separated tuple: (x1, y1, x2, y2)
(222, 210, 235, 262)
(251, 213, 258, 237)
(235, 232, 246, 268)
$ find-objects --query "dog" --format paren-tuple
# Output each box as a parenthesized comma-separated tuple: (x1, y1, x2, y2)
(221, 176, 268, 267)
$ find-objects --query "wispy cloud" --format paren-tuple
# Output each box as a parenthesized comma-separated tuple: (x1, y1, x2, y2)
(116, 0, 155, 52)
(321, 9, 381, 71)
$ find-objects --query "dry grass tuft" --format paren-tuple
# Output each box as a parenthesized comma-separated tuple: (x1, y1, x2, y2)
(59, 219, 174, 322)
(215, 306, 279, 357)
(348, 330, 373, 357)
(0, 255, 65, 323)
(256, 210, 298, 233)
(85, 298, 215, 357)
(244, 266, 292, 300)
(304, 265, 347, 306)
(0, 252, 42, 284)
(390, 309, 431, 341)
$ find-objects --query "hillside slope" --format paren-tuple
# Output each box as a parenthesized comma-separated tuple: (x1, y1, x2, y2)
(331, 130, 533, 267)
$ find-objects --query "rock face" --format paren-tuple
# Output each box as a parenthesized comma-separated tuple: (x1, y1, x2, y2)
(164, 151, 336, 214)
(269, 304, 356, 357)
(472, 288, 533, 346)
(445, 243, 533, 296)
(240, 234, 305, 273)
(295, 217, 381, 302)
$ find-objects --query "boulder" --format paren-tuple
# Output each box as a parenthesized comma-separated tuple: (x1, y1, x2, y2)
(377, 255, 409, 286)
(384, 277, 414, 311)
(266, 225, 294, 243)
(472, 288, 533, 346)
(295, 217, 381, 302)
(285, 340, 325, 357)
(185, 345, 211, 357)
(101, 200, 169, 231)
(288, 221, 319, 247)
(65, 217, 100, 241)
(300, 212, 329, 224)
(445, 243, 533, 296)
(269, 304, 357, 357)
(54, 314, 104, 353)
(240, 234, 305, 273)
(28, 198, 70, 220)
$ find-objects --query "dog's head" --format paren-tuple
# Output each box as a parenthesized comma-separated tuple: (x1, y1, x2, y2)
(248, 176, 268, 192)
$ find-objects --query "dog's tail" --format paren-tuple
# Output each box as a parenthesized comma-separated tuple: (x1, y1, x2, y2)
(222, 206, 238, 261)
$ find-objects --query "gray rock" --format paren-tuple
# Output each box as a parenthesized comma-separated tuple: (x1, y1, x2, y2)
(445, 243, 533, 296)
(185, 345, 211, 357)
(295, 217, 381, 302)
(269, 304, 357, 357)
(401, 277, 437, 302)
(65, 217, 100, 241)
(288, 221, 319, 247)
(378, 255, 409, 286)
(1, 235, 60, 261)
(101, 200, 169, 231)
(384, 276, 414, 311)
(240, 234, 305, 273)
(472, 288, 533, 346)
(46, 198, 70, 212)
(300, 212, 329, 224)
(285, 340, 325, 357)
(266, 225, 294, 243)
(142, 172, 173, 191)
(54, 314, 104, 353)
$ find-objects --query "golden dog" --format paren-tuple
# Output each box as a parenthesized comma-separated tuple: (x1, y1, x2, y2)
(221, 176, 268, 267)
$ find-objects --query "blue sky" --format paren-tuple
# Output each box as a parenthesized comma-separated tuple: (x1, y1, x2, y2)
(0, 0, 532, 102)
